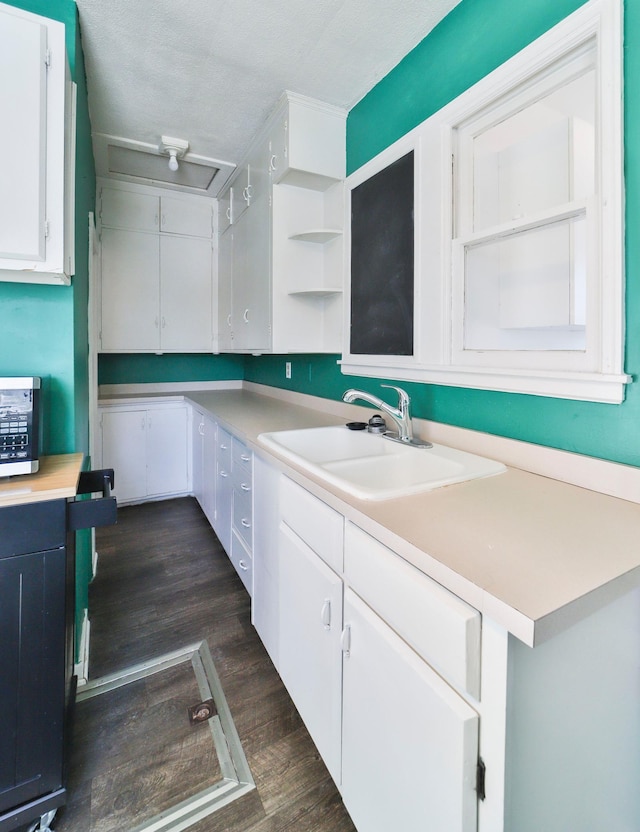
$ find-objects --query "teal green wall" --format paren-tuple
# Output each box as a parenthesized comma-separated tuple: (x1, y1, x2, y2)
(98, 353, 245, 385)
(1, 0, 94, 456)
(0, 0, 95, 658)
(245, 0, 640, 469)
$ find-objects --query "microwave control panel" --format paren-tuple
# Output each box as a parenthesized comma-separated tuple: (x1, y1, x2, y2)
(0, 389, 38, 465)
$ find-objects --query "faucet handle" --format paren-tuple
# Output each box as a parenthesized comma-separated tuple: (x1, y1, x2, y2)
(381, 384, 410, 409)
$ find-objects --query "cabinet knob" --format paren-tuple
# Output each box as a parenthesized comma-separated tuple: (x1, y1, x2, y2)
(243, 308, 250, 323)
(226, 207, 231, 220)
(220, 470, 228, 478)
(269, 154, 277, 172)
(240, 483, 251, 492)
(240, 454, 250, 462)
(243, 185, 252, 203)
(240, 518, 251, 528)
(238, 559, 249, 571)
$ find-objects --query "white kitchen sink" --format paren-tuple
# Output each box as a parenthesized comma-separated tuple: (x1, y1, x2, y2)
(257, 425, 506, 500)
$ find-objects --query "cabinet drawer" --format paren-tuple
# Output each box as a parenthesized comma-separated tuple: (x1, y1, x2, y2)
(280, 477, 343, 573)
(233, 485, 252, 550)
(232, 437, 252, 482)
(344, 522, 481, 699)
(230, 530, 252, 595)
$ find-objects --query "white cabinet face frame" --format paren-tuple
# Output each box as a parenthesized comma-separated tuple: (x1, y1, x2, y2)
(341, 0, 627, 404)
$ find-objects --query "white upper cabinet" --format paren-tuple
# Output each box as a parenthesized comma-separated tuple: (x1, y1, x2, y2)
(269, 92, 345, 190)
(342, 0, 627, 404)
(98, 181, 215, 353)
(217, 92, 346, 355)
(0, 3, 75, 285)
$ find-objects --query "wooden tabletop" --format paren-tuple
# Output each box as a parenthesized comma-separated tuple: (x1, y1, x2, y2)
(0, 453, 84, 508)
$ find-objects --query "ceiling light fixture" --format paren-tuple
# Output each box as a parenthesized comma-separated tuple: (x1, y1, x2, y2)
(160, 135, 189, 172)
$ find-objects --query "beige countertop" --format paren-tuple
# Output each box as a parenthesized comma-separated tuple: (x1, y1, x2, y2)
(106, 388, 640, 646)
(0, 453, 84, 508)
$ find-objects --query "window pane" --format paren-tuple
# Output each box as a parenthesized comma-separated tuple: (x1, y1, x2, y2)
(463, 216, 587, 351)
(472, 70, 595, 233)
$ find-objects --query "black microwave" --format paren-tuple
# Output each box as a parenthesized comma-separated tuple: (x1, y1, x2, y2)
(0, 377, 42, 477)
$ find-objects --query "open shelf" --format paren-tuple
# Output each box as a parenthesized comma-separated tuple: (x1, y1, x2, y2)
(289, 229, 342, 244)
(288, 287, 342, 297)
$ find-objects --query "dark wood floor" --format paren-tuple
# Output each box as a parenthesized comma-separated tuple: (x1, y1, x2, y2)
(56, 497, 356, 832)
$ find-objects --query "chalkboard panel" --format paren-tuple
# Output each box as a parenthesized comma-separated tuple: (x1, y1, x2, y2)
(350, 151, 414, 355)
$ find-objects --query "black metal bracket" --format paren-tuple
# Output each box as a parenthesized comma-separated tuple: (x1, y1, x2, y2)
(67, 468, 117, 531)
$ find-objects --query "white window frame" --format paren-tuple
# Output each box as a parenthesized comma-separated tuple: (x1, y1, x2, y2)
(341, 0, 628, 404)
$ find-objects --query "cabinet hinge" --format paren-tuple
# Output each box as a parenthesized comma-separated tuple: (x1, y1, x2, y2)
(45, 48, 52, 69)
(476, 757, 486, 802)
(44, 220, 50, 239)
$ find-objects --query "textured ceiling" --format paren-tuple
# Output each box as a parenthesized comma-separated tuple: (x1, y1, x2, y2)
(76, 0, 461, 185)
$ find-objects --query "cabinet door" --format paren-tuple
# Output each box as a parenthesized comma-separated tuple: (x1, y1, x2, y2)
(146, 407, 189, 497)
(0, 6, 69, 283)
(217, 226, 234, 350)
(101, 409, 148, 502)
(269, 113, 288, 183)
(341, 589, 479, 832)
(100, 228, 159, 351)
(252, 456, 281, 665)
(232, 197, 271, 352)
(100, 187, 159, 232)
(279, 522, 343, 784)
(160, 235, 213, 351)
(0, 547, 66, 812)
(160, 196, 212, 237)
(0, 9, 48, 262)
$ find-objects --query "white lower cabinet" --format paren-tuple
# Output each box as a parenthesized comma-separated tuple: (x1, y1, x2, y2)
(100, 402, 189, 503)
(341, 588, 479, 832)
(278, 522, 343, 783)
(254, 474, 479, 832)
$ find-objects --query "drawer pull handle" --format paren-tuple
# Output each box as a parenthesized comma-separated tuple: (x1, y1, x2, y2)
(241, 518, 251, 528)
(240, 483, 251, 492)
(240, 454, 250, 462)
(321, 599, 331, 630)
(220, 443, 228, 450)
(239, 559, 249, 571)
(341, 625, 351, 658)
(220, 470, 228, 478)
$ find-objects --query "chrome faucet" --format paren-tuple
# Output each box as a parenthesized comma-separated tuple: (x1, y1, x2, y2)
(342, 385, 431, 448)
